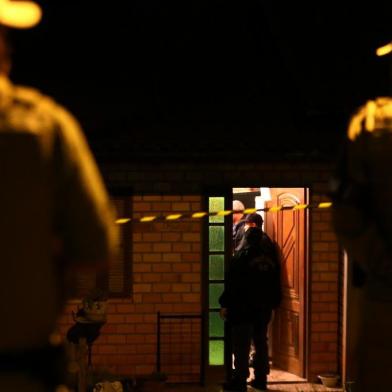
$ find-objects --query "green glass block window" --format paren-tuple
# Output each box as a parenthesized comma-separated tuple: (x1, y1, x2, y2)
(209, 255, 224, 280)
(209, 340, 224, 365)
(209, 311, 224, 338)
(209, 283, 224, 309)
(209, 197, 225, 223)
(208, 196, 225, 366)
(209, 226, 225, 252)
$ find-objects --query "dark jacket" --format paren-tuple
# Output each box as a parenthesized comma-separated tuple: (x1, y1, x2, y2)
(219, 227, 282, 323)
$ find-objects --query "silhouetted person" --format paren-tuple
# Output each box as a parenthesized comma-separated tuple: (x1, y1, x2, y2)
(220, 214, 282, 392)
(232, 199, 246, 252)
(0, 5, 116, 391)
(331, 98, 392, 392)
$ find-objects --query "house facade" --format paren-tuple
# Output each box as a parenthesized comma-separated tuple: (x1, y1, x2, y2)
(58, 158, 344, 384)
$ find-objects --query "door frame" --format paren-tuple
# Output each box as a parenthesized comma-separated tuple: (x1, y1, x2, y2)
(201, 186, 311, 382)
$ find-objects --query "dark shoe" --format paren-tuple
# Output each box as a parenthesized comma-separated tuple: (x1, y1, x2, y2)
(223, 380, 247, 392)
(248, 379, 267, 391)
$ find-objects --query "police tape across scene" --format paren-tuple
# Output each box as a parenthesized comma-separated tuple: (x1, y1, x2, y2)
(115, 202, 332, 224)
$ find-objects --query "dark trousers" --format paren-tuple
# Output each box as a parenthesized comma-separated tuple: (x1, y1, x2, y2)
(229, 308, 272, 383)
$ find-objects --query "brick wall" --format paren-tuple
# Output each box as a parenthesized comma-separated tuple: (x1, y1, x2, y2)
(58, 195, 202, 376)
(58, 160, 343, 382)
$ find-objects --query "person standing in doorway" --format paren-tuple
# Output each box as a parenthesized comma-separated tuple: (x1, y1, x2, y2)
(220, 213, 282, 392)
(0, 3, 117, 391)
(232, 199, 246, 252)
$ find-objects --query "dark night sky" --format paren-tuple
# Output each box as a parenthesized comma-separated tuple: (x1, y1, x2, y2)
(7, 1, 392, 159)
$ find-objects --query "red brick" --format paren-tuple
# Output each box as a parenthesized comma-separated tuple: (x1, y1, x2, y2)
(135, 365, 156, 375)
(173, 243, 192, 252)
(181, 274, 200, 283)
(117, 345, 137, 354)
(172, 283, 191, 292)
(134, 264, 152, 273)
(182, 196, 201, 202)
(135, 304, 154, 313)
(162, 233, 182, 242)
(142, 273, 162, 283)
(312, 283, 329, 292)
(134, 284, 152, 293)
(312, 322, 330, 332)
(320, 293, 338, 302)
(192, 284, 200, 292)
(143, 253, 162, 262)
(321, 232, 337, 241)
(125, 314, 144, 323)
(153, 243, 172, 252)
(182, 293, 200, 303)
(192, 264, 201, 272)
(319, 272, 338, 282)
(152, 263, 171, 273)
(311, 353, 337, 362)
(142, 294, 162, 303)
(133, 233, 142, 242)
(143, 314, 157, 323)
(142, 233, 162, 242)
(107, 314, 126, 323)
(142, 196, 162, 201)
(182, 253, 200, 262)
(116, 304, 135, 313)
(152, 283, 172, 293)
(320, 313, 338, 322)
(173, 264, 192, 273)
(134, 243, 153, 252)
(173, 303, 201, 313)
(133, 202, 152, 211)
(172, 202, 190, 211)
(313, 222, 330, 232)
(182, 233, 199, 242)
(162, 253, 182, 262)
(312, 303, 330, 312)
(192, 243, 201, 252)
(126, 335, 145, 344)
(152, 202, 171, 210)
(155, 304, 174, 313)
(116, 324, 136, 334)
(313, 242, 329, 252)
(319, 333, 337, 342)
(162, 293, 182, 303)
(136, 344, 156, 354)
(312, 263, 329, 272)
(161, 273, 181, 282)
(107, 335, 127, 344)
(135, 324, 156, 333)
(99, 345, 118, 354)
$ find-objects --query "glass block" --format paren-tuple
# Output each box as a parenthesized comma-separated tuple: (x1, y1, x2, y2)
(209, 255, 224, 281)
(209, 311, 224, 338)
(209, 226, 225, 252)
(209, 340, 224, 365)
(209, 283, 224, 309)
(209, 197, 225, 223)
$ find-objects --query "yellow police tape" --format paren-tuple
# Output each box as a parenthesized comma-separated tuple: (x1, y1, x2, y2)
(115, 202, 333, 224)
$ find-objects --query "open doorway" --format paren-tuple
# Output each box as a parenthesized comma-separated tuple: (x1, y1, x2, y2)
(232, 187, 309, 382)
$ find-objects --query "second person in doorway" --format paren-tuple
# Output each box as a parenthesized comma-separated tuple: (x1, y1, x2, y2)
(220, 213, 282, 392)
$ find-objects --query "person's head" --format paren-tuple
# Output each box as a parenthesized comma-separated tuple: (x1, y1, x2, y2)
(244, 213, 263, 231)
(232, 200, 245, 224)
(0, 0, 43, 76)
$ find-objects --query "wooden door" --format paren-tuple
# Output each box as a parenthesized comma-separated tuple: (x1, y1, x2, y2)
(265, 188, 307, 377)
